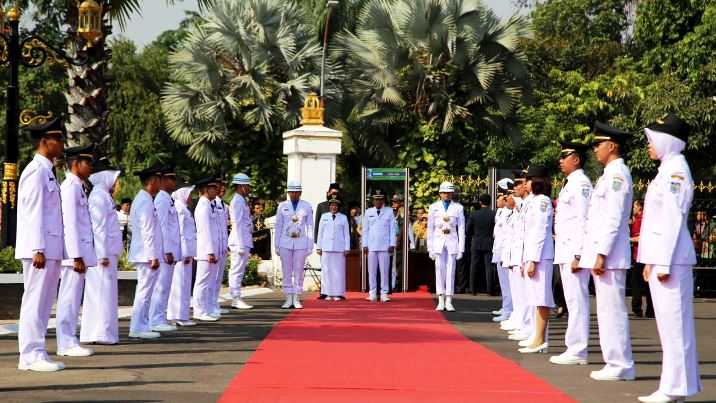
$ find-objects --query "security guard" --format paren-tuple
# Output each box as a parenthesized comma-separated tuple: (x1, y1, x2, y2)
(192, 177, 221, 321)
(16, 118, 66, 372)
(128, 164, 164, 339)
(167, 183, 197, 327)
(550, 142, 593, 366)
(228, 173, 254, 310)
(637, 114, 702, 403)
(580, 121, 635, 381)
(427, 182, 465, 311)
(362, 189, 396, 302)
(149, 165, 181, 332)
(57, 144, 97, 358)
(81, 157, 123, 344)
(316, 196, 350, 300)
(275, 180, 314, 309)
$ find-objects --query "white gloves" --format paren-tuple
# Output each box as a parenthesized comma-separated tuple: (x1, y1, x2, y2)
(429, 253, 436, 261)
(457, 253, 463, 261)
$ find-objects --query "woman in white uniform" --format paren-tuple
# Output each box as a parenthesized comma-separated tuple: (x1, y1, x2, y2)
(80, 158, 123, 345)
(316, 197, 350, 300)
(519, 166, 555, 354)
(167, 184, 197, 326)
(637, 114, 702, 403)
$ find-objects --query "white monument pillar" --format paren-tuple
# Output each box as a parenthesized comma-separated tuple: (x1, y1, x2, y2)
(270, 93, 342, 291)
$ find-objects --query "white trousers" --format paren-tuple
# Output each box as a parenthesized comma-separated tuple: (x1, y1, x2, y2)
(497, 264, 513, 315)
(280, 248, 308, 295)
(506, 266, 522, 324)
(212, 253, 227, 311)
(56, 266, 86, 351)
(149, 262, 175, 327)
(167, 258, 193, 321)
(80, 257, 119, 344)
(559, 263, 590, 359)
(129, 263, 159, 333)
(649, 265, 702, 397)
(593, 270, 634, 376)
(434, 247, 456, 296)
(368, 250, 390, 296)
(193, 260, 217, 317)
(18, 259, 61, 366)
(229, 252, 249, 299)
(321, 252, 346, 297)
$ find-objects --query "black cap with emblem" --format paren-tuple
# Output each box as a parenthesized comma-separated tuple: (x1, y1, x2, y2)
(372, 188, 386, 199)
(559, 141, 590, 158)
(328, 196, 342, 205)
(135, 163, 164, 181)
(591, 121, 630, 146)
(526, 165, 548, 178)
(194, 176, 219, 189)
(64, 144, 96, 163)
(25, 117, 66, 141)
(647, 113, 689, 144)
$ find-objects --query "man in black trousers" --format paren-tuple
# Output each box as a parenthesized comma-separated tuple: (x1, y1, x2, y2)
(466, 194, 496, 295)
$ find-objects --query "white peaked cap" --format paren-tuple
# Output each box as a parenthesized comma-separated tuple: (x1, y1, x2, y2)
(497, 178, 514, 190)
(287, 179, 302, 192)
(232, 173, 251, 185)
(438, 181, 455, 193)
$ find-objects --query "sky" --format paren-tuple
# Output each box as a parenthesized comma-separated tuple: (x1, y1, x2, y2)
(119, 0, 522, 47)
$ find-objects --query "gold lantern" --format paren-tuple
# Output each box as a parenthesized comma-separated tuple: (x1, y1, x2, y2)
(77, 0, 103, 46)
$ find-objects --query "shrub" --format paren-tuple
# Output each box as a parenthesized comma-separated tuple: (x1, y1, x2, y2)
(0, 246, 22, 273)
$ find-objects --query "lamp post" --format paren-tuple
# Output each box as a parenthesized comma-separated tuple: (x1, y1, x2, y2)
(0, 2, 101, 247)
(320, 0, 339, 102)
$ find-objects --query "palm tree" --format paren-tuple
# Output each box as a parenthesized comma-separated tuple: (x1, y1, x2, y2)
(336, 0, 531, 134)
(161, 0, 322, 166)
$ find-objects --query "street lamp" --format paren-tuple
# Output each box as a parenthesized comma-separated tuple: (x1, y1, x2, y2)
(320, 0, 339, 102)
(0, 5, 90, 247)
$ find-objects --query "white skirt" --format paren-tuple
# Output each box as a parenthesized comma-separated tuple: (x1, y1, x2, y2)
(526, 260, 555, 308)
(321, 252, 346, 297)
(79, 256, 119, 344)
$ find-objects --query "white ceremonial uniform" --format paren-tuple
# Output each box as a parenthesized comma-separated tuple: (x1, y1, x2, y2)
(128, 189, 163, 334)
(193, 196, 220, 317)
(554, 169, 592, 360)
(491, 207, 512, 316)
(581, 157, 635, 378)
(228, 193, 253, 299)
(275, 200, 314, 295)
(427, 200, 466, 296)
(149, 190, 181, 327)
(81, 170, 123, 344)
(522, 194, 555, 308)
(638, 130, 701, 398)
(167, 187, 197, 322)
(16, 154, 65, 367)
(212, 199, 229, 311)
(362, 206, 396, 297)
(510, 195, 533, 334)
(57, 172, 97, 353)
(501, 204, 521, 326)
(317, 212, 350, 297)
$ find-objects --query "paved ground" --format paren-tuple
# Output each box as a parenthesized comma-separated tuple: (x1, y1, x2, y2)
(0, 292, 713, 402)
(447, 294, 716, 403)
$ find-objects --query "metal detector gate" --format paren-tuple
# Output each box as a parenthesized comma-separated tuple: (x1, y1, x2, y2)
(360, 167, 410, 292)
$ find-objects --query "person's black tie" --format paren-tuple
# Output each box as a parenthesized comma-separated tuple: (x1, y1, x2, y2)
(377, 209, 381, 215)
(332, 214, 336, 221)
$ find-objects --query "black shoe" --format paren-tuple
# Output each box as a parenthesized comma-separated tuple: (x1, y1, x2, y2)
(318, 294, 327, 300)
(645, 310, 655, 318)
(632, 310, 643, 318)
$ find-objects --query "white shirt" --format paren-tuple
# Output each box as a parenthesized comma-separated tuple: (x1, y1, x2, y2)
(580, 158, 633, 270)
(508, 196, 528, 268)
(195, 196, 220, 260)
(155, 190, 181, 260)
(554, 169, 592, 264)
(500, 207, 517, 265)
(15, 154, 65, 260)
(213, 199, 229, 257)
(228, 193, 253, 252)
(522, 194, 554, 263)
(88, 171, 123, 260)
(361, 206, 397, 252)
(491, 207, 510, 263)
(128, 189, 162, 263)
(60, 172, 97, 267)
(316, 212, 350, 252)
(427, 200, 465, 255)
(274, 199, 314, 251)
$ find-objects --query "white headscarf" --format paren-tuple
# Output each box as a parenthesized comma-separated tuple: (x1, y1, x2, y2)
(644, 128, 685, 164)
(172, 186, 195, 209)
(89, 170, 121, 193)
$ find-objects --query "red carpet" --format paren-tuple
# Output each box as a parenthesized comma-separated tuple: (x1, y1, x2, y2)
(219, 292, 575, 403)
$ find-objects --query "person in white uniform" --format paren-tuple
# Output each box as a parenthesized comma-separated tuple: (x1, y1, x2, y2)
(148, 165, 181, 332)
(507, 172, 534, 342)
(57, 145, 97, 358)
(81, 158, 123, 345)
(128, 165, 164, 339)
(316, 197, 350, 300)
(228, 173, 254, 310)
(637, 114, 702, 403)
(518, 166, 555, 354)
(499, 184, 521, 332)
(167, 183, 197, 327)
(192, 177, 221, 321)
(427, 182, 465, 312)
(16, 118, 66, 372)
(275, 180, 314, 309)
(492, 181, 513, 323)
(211, 177, 230, 317)
(550, 142, 593, 366)
(580, 121, 635, 381)
(362, 189, 396, 302)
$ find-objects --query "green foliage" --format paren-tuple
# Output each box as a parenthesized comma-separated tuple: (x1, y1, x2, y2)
(243, 254, 263, 286)
(0, 247, 22, 273)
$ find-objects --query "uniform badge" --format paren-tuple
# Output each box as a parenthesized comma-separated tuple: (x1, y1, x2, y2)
(670, 181, 681, 194)
(581, 186, 590, 198)
(291, 214, 299, 223)
(611, 176, 623, 191)
(442, 214, 450, 222)
(540, 200, 548, 212)
(671, 174, 685, 181)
